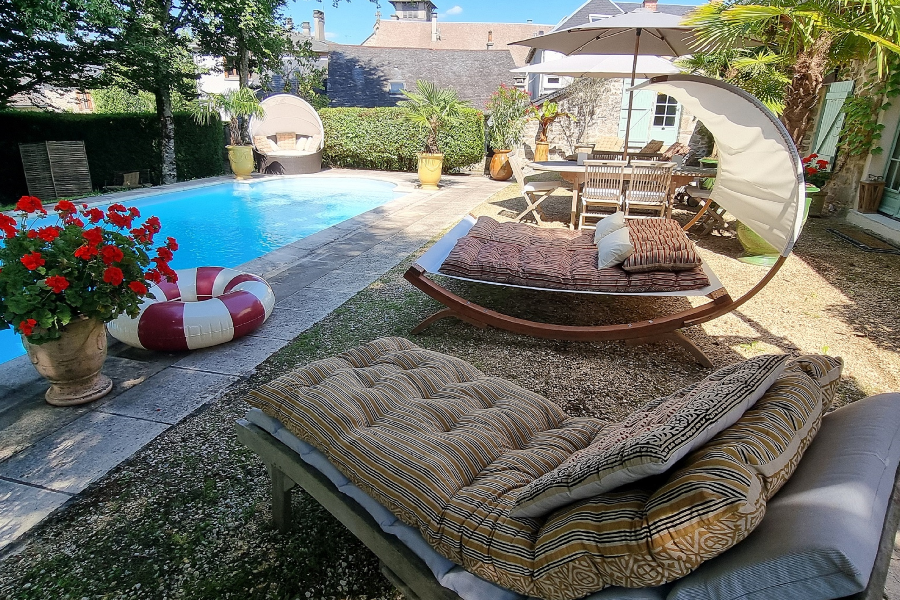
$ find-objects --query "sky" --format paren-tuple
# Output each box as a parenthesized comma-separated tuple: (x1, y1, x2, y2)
(288, 0, 707, 46)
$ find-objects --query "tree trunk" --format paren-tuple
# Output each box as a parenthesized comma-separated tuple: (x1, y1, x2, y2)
(237, 37, 251, 145)
(781, 34, 833, 149)
(156, 87, 177, 185)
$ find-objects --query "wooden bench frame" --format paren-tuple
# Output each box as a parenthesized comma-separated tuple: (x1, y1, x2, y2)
(236, 418, 900, 600)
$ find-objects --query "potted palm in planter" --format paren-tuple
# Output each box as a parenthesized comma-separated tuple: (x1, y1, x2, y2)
(532, 101, 573, 162)
(399, 80, 469, 190)
(0, 196, 178, 405)
(191, 87, 265, 179)
(485, 85, 533, 181)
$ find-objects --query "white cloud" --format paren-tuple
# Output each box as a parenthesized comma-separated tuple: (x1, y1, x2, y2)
(444, 5, 463, 15)
(325, 31, 338, 40)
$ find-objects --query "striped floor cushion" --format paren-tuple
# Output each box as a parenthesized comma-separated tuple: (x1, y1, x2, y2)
(439, 217, 710, 293)
(623, 219, 703, 273)
(248, 338, 838, 600)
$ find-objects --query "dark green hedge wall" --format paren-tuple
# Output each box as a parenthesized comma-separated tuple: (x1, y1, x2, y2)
(0, 112, 224, 205)
(320, 107, 484, 172)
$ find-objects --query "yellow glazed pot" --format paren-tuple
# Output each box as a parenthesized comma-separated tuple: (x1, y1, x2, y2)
(227, 145, 255, 179)
(489, 150, 513, 181)
(22, 317, 113, 406)
(418, 153, 444, 190)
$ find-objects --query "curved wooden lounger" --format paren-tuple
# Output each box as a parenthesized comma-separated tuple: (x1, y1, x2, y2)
(403, 255, 786, 368)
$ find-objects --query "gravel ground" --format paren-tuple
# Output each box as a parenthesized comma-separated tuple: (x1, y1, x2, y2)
(1, 180, 898, 599)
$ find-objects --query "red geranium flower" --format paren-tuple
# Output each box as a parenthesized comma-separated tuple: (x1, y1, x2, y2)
(101, 245, 124, 265)
(36, 226, 61, 242)
(103, 266, 124, 286)
(815, 159, 828, 169)
(106, 212, 133, 229)
(108, 203, 126, 212)
(27, 230, 37, 239)
(156, 246, 174, 262)
(0, 214, 17, 238)
(128, 281, 149, 295)
(144, 216, 161, 233)
(166, 237, 178, 251)
(54, 200, 77, 215)
(45, 275, 69, 293)
(128, 206, 140, 217)
(130, 227, 151, 243)
(21, 252, 45, 270)
(84, 208, 104, 224)
(19, 319, 37, 336)
(145, 269, 162, 283)
(83, 227, 103, 247)
(16, 196, 45, 214)
(74, 244, 99, 260)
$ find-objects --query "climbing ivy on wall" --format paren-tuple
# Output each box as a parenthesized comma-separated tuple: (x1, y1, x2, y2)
(840, 58, 900, 158)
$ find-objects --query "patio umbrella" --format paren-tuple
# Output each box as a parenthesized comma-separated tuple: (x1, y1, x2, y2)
(511, 9, 707, 157)
(510, 54, 680, 79)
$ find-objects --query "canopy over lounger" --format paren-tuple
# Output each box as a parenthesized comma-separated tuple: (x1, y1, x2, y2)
(404, 75, 805, 366)
(250, 94, 324, 175)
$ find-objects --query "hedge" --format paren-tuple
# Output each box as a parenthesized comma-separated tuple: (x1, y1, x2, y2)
(320, 107, 484, 172)
(0, 112, 224, 206)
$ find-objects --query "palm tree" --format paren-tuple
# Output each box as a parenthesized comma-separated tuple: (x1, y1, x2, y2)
(398, 80, 469, 155)
(685, 0, 900, 148)
(190, 87, 265, 146)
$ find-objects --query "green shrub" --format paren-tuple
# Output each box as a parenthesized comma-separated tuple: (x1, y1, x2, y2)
(320, 107, 484, 172)
(0, 112, 224, 205)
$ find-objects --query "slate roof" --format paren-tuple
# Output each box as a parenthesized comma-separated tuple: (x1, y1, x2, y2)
(362, 21, 551, 67)
(327, 46, 517, 109)
(554, 0, 697, 31)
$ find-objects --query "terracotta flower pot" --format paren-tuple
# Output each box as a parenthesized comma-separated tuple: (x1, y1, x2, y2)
(490, 150, 513, 181)
(417, 152, 444, 190)
(227, 145, 255, 179)
(22, 318, 113, 406)
(534, 142, 550, 162)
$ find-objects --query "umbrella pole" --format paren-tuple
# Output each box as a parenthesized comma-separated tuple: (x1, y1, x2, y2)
(622, 28, 642, 161)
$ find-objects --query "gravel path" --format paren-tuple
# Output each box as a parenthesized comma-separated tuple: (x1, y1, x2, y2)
(1, 182, 897, 599)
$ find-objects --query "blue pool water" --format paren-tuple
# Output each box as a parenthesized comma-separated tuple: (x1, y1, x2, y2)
(0, 177, 403, 363)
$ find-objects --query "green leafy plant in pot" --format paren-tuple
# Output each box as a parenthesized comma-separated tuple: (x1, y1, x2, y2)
(532, 101, 574, 162)
(0, 196, 178, 405)
(191, 87, 265, 179)
(485, 84, 533, 180)
(398, 80, 470, 190)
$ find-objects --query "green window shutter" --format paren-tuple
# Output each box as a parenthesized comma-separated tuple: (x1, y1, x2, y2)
(809, 81, 854, 168)
(618, 79, 655, 149)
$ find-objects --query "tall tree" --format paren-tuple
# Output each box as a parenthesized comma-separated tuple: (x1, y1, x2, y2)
(685, 0, 900, 148)
(0, 0, 108, 108)
(93, 0, 203, 184)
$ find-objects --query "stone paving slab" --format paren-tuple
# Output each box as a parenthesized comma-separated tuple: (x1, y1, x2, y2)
(96, 369, 240, 425)
(0, 480, 71, 552)
(0, 411, 169, 495)
(171, 335, 290, 377)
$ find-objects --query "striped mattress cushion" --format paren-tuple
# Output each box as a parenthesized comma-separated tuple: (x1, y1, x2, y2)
(511, 354, 790, 518)
(247, 338, 834, 600)
(622, 219, 703, 273)
(439, 217, 710, 293)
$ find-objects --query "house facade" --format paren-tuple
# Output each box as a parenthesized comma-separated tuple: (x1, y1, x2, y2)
(520, 0, 699, 159)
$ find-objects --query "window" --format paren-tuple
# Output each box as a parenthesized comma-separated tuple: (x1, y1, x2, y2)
(547, 77, 560, 84)
(76, 91, 93, 112)
(652, 94, 678, 127)
(389, 81, 406, 96)
(223, 59, 239, 80)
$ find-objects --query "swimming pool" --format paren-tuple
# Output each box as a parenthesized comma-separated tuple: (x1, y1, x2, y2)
(0, 177, 405, 363)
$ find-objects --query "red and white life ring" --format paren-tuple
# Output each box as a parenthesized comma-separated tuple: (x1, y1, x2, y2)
(107, 267, 276, 351)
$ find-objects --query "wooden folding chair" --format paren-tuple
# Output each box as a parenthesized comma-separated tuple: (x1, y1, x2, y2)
(579, 159, 625, 229)
(624, 160, 676, 219)
(509, 152, 570, 225)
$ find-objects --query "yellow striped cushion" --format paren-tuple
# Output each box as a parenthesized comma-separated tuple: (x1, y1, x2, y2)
(247, 339, 834, 600)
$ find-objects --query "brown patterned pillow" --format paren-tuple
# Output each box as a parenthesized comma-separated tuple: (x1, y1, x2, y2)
(253, 135, 277, 154)
(276, 132, 296, 150)
(784, 354, 843, 410)
(512, 354, 790, 518)
(622, 219, 703, 273)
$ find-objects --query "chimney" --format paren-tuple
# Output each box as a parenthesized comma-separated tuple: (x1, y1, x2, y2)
(313, 10, 325, 41)
(642, 0, 658, 11)
(301, 21, 311, 36)
(431, 10, 438, 41)
(285, 17, 294, 31)
(487, 30, 493, 49)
